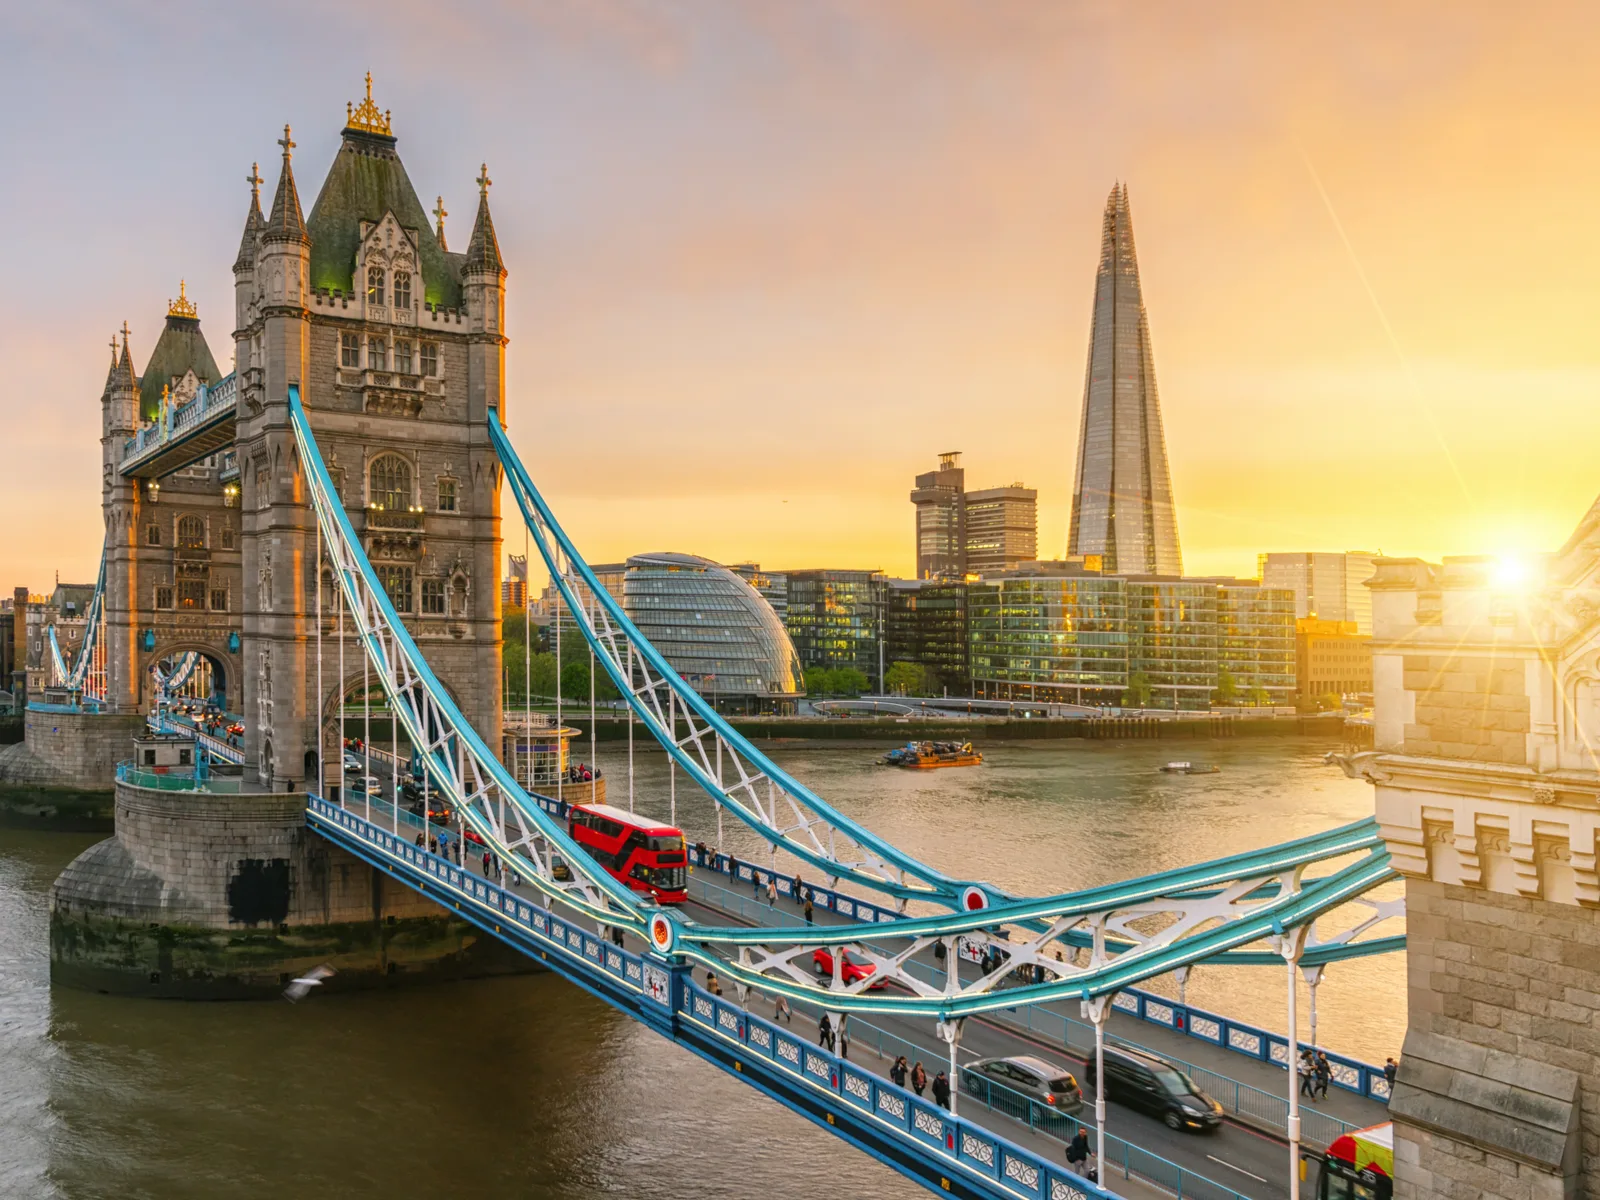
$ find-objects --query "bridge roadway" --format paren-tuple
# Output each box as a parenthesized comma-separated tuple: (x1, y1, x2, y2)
(678, 877, 1390, 1200)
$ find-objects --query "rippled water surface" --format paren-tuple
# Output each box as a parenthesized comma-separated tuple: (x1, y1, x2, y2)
(0, 735, 1401, 1198)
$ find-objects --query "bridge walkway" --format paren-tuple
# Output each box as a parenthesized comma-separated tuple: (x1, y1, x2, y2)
(683, 874, 1391, 1142)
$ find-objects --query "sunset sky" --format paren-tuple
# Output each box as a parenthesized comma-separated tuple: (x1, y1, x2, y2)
(4, 2, 1600, 588)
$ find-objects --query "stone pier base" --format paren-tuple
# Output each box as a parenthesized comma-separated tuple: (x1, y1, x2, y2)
(51, 778, 534, 999)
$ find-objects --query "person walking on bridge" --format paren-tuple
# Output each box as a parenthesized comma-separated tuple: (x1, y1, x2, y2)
(1298, 1049, 1316, 1100)
(817, 1011, 834, 1051)
(804, 897, 814, 926)
(931, 1069, 950, 1110)
(1066, 1128, 1091, 1176)
(911, 1062, 926, 1097)
(774, 994, 792, 1024)
(1314, 1050, 1332, 1100)
(766, 876, 777, 906)
(890, 1056, 908, 1088)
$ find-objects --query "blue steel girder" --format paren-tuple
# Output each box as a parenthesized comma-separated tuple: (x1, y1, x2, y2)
(48, 551, 106, 697)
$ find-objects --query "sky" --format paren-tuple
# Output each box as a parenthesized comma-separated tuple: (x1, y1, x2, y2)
(4, 1, 1600, 588)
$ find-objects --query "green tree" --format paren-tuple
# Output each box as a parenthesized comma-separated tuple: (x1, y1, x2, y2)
(835, 667, 870, 697)
(501, 605, 527, 643)
(1121, 670, 1153, 709)
(1247, 681, 1271, 707)
(1319, 690, 1343, 711)
(804, 667, 837, 696)
(1213, 669, 1238, 706)
(884, 661, 933, 696)
(560, 659, 591, 702)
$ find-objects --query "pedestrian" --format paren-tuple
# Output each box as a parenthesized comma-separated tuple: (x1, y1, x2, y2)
(934, 939, 947, 964)
(838, 1016, 849, 1061)
(1384, 1056, 1398, 1089)
(932, 1069, 951, 1110)
(611, 925, 625, 948)
(890, 1056, 909, 1088)
(767, 877, 777, 906)
(428, 836, 438, 855)
(793, 874, 803, 905)
(1315, 1051, 1332, 1100)
(706, 970, 722, 997)
(482, 850, 493, 879)
(775, 994, 792, 1024)
(752, 868, 761, 897)
(804, 897, 815, 926)
(1066, 1128, 1091, 1175)
(818, 1011, 834, 1051)
(911, 1062, 927, 1097)
(414, 833, 424, 847)
(1298, 1049, 1316, 1100)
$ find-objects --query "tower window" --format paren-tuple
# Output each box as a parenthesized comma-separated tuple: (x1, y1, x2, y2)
(394, 340, 414, 374)
(341, 333, 360, 367)
(154, 586, 173, 610)
(146, 524, 162, 547)
(221, 526, 235, 550)
(420, 342, 438, 377)
(177, 580, 206, 610)
(369, 455, 412, 512)
(177, 514, 205, 550)
(393, 271, 411, 310)
(421, 579, 447, 614)
(210, 589, 229, 612)
(377, 565, 413, 613)
(367, 266, 385, 307)
(367, 336, 386, 370)
(437, 479, 457, 512)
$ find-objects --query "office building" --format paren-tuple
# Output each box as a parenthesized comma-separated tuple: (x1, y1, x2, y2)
(1067, 183, 1183, 576)
(622, 553, 803, 714)
(502, 553, 528, 608)
(909, 453, 1038, 579)
(730, 563, 788, 621)
(1216, 582, 1297, 704)
(967, 561, 1129, 705)
(1295, 617, 1373, 702)
(1258, 552, 1377, 634)
(886, 579, 970, 694)
(781, 569, 887, 690)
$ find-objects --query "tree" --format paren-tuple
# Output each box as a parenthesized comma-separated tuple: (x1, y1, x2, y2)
(835, 667, 870, 697)
(501, 605, 527, 643)
(884, 661, 934, 696)
(1247, 681, 1271, 707)
(1121, 670, 1153, 709)
(560, 659, 591, 702)
(1319, 691, 1343, 711)
(1213, 669, 1238, 706)
(804, 667, 837, 697)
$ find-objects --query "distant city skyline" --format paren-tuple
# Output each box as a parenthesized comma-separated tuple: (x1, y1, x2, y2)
(7, 5, 1599, 588)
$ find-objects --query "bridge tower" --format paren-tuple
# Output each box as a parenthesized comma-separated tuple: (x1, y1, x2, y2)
(233, 82, 504, 788)
(1345, 529, 1600, 1200)
(101, 329, 142, 713)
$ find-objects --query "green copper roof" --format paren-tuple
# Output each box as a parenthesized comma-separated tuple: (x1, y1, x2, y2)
(138, 315, 221, 422)
(304, 129, 461, 309)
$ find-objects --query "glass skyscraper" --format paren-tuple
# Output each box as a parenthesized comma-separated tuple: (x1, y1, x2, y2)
(967, 567, 1129, 705)
(782, 569, 887, 690)
(1067, 184, 1183, 576)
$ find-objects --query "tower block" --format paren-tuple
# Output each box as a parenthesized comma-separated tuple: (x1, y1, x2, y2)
(1340, 519, 1600, 1199)
(233, 84, 504, 787)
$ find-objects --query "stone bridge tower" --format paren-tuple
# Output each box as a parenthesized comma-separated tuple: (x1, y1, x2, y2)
(1342, 519, 1600, 1200)
(233, 80, 505, 788)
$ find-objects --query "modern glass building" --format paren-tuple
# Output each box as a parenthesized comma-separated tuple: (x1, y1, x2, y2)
(967, 567, 1129, 705)
(781, 569, 887, 690)
(622, 553, 803, 714)
(1124, 579, 1219, 711)
(1217, 583, 1296, 704)
(886, 579, 970, 693)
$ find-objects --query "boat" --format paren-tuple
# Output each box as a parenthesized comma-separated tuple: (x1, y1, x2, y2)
(1159, 761, 1220, 775)
(881, 740, 983, 769)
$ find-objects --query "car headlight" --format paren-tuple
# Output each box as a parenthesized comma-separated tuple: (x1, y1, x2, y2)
(1180, 1104, 1203, 1117)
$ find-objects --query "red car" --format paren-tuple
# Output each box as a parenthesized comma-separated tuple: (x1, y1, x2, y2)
(812, 947, 886, 990)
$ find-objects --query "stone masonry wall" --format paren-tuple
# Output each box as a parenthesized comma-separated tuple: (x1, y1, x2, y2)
(23, 709, 146, 788)
(1399, 652, 1530, 765)
(1397, 877, 1597, 1200)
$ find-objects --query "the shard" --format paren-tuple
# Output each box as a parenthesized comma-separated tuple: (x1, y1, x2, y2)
(1067, 183, 1183, 576)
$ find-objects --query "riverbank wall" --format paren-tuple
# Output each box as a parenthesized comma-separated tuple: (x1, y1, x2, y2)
(50, 777, 533, 999)
(0, 707, 141, 830)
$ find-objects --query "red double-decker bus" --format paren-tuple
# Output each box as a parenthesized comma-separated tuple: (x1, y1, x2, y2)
(567, 803, 688, 904)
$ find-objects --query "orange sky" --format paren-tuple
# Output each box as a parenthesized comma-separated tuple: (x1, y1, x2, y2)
(5, 2, 1600, 587)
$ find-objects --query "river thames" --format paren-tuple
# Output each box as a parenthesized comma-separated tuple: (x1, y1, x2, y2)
(0, 735, 1399, 1198)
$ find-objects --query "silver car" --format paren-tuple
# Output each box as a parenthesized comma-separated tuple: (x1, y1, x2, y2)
(960, 1054, 1084, 1116)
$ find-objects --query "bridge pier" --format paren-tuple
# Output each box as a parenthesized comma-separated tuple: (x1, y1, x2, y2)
(50, 775, 534, 998)
(1345, 549, 1600, 1199)
(0, 706, 145, 828)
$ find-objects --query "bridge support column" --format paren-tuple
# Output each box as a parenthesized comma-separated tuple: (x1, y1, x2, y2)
(1081, 995, 1111, 1173)
(1281, 925, 1309, 1200)
(937, 1017, 964, 1116)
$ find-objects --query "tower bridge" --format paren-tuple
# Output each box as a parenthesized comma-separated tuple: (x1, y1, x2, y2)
(32, 80, 1589, 1200)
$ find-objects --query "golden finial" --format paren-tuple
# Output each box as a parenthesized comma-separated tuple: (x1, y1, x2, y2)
(433, 195, 448, 238)
(167, 280, 198, 320)
(278, 124, 295, 161)
(109, 335, 118, 366)
(121, 321, 130, 349)
(161, 384, 171, 408)
(477, 163, 492, 196)
(345, 71, 393, 137)
(246, 162, 262, 202)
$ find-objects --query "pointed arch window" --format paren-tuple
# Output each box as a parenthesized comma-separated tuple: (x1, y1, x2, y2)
(369, 455, 412, 513)
(367, 265, 385, 307)
(393, 271, 411, 310)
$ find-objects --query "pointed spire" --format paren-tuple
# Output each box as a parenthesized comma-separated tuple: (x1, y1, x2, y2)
(464, 164, 504, 276)
(103, 333, 121, 395)
(235, 162, 266, 272)
(263, 125, 308, 244)
(117, 323, 137, 392)
(433, 195, 449, 252)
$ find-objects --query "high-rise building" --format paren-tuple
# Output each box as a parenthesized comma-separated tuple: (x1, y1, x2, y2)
(730, 563, 788, 621)
(1294, 617, 1372, 702)
(885, 579, 970, 693)
(909, 453, 1037, 578)
(967, 563, 1129, 705)
(1257, 552, 1377, 634)
(502, 553, 528, 608)
(910, 452, 965, 579)
(781, 569, 887, 690)
(1216, 583, 1297, 704)
(963, 486, 1038, 576)
(1068, 184, 1183, 576)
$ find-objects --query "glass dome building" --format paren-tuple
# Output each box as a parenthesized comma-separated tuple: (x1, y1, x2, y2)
(622, 552, 804, 714)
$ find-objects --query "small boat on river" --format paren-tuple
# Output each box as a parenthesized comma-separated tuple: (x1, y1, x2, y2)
(1159, 761, 1219, 775)
(882, 740, 983, 769)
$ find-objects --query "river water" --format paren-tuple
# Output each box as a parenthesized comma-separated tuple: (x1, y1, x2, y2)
(0, 736, 1400, 1199)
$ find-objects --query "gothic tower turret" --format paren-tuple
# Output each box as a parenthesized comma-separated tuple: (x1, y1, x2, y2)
(101, 328, 142, 710)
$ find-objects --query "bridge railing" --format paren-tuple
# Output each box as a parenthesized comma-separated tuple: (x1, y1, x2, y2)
(120, 371, 237, 464)
(681, 848, 1394, 1124)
